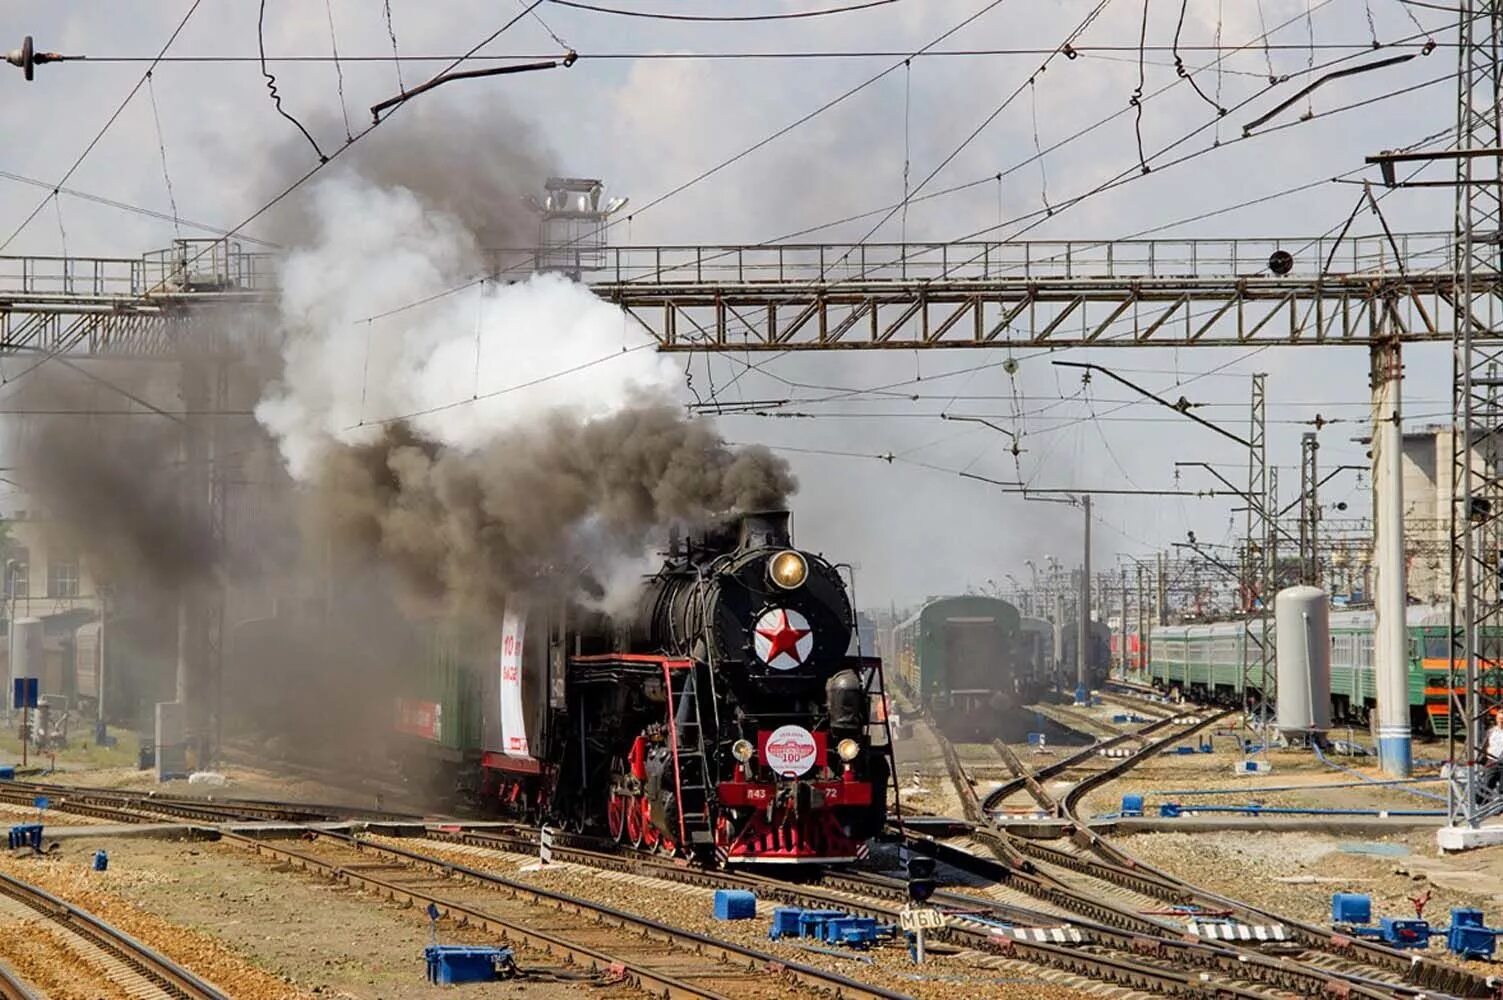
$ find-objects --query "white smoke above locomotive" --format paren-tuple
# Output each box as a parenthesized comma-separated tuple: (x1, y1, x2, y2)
(258, 175, 681, 478)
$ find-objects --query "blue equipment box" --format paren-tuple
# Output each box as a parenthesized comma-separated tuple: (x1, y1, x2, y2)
(821, 916, 895, 949)
(1331, 893, 1371, 924)
(769, 907, 805, 940)
(1378, 917, 1430, 949)
(797, 909, 847, 940)
(1447, 908, 1495, 959)
(6, 824, 41, 851)
(713, 890, 756, 921)
(0, 767, 15, 780)
(92, 850, 108, 872)
(424, 945, 514, 985)
(1120, 794, 1144, 818)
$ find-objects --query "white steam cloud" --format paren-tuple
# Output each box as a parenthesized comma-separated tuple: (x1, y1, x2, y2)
(257, 176, 680, 478)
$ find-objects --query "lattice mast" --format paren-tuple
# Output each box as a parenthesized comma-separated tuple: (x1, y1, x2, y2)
(1451, 0, 1503, 823)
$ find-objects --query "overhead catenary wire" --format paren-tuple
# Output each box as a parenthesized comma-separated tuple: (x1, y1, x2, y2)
(69, 41, 1454, 63)
(383, 0, 405, 91)
(753, 0, 1347, 280)
(820, 0, 1115, 275)
(0, 0, 203, 253)
(543, 0, 902, 20)
(0, 168, 278, 247)
(933, 19, 1450, 261)
(144, 70, 183, 241)
(149, 1, 555, 302)
(258, 0, 327, 163)
(324, 0, 354, 142)
(767, 4, 1426, 305)
(1174, 0, 1227, 115)
(346, 0, 1029, 323)
(520, 0, 573, 50)
(1131, 0, 1151, 175)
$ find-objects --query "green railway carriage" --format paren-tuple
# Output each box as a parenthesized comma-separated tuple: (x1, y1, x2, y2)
(891, 595, 1035, 738)
(1147, 605, 1474, 734)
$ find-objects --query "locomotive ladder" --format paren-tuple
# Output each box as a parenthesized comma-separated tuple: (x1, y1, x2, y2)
(665, 662, 714, 849)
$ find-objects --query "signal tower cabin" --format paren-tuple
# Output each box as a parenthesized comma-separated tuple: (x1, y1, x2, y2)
(525, 177, 628, 278)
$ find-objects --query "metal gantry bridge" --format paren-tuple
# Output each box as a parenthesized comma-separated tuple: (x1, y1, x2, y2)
(0, 231, 1487, 358)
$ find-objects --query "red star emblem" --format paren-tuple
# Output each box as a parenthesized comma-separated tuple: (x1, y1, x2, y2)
(756, 609, 811, 666)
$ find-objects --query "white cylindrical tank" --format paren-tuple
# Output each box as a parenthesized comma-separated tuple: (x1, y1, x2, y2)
(1275, 586, 1331, 738)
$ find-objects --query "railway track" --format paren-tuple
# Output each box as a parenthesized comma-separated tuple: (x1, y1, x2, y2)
(417, 825, 1301, 998)
(0, 868, 229, 999)
(220, 826, 909, 1000)
(2, 764, 1490, 997)
(0, 965, 35, 1000)
(930, 702, 1493, 998)
(0, 780, 420, 826)
(0, 786, 907, 1000)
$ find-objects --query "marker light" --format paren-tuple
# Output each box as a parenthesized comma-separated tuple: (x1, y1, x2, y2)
(769, 550, 808, 590)
(836, 738, 860, 762)
(732, 739, 755, 763)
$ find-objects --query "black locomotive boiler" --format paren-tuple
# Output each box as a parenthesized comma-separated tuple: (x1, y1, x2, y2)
(416, 510, 893, 865)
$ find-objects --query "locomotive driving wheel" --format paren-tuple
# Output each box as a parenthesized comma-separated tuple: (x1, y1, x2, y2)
(640, 799, 660, 851)
(607, 792, 626, 843)
(625, 796, 645, 849)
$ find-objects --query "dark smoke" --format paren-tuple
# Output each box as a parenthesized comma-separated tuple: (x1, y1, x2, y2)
(313, 402, 798, 616)
(14, 365, 218, 589)
(260, 97, 554, 251)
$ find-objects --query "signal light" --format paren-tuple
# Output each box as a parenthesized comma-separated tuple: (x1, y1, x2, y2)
(906, 855, 936, 903)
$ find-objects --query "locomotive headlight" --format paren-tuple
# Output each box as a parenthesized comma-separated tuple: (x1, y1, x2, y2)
(836, 738, 860, 762)
(769, 550, 808, 590)
(732, 739, 755, 763)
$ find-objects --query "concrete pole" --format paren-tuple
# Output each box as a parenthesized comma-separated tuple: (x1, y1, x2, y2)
(1157, 551, 1167, 625)
(1137, 562, 1148, 673)
(1119, 566, 1128, 678)
(1077, 495, 1092, 703)
(1053, 592, 1066, 691)
(1372, 339, 1411, 776)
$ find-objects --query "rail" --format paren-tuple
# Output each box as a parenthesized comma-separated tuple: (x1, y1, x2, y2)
(0, 870, 229, 999)
(0, 964, 37, 1000)
(224, 828, 911, 1000)
(1029, 709, 1492, 998)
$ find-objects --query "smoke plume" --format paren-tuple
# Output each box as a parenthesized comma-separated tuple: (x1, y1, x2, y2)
(314, 406, 793, 617)
(259, 167, 795, 614)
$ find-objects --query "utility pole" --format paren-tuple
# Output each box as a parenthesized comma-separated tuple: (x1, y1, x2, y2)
(1137, 561, 1148, 672)
(1119, 565, 1128, 678)
(1157, 550, 1167, 626)
(1240, 373, 1274, 718)
(1372, 337, 1411, 776)
(1444, 0, 1503, 838)
(1076, 495, 1091, 704)
(1053, 591, 1067, 691)
(1300, 432, 1321, 586)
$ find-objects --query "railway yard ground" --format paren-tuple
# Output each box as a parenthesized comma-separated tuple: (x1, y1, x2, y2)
(2, 694, 1503, 998)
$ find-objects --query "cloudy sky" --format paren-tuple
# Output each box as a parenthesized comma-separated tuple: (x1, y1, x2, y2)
(0, 0, 1465, 607)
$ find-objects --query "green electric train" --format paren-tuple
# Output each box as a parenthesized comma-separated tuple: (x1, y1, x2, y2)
(1146, 605, 1483, 735)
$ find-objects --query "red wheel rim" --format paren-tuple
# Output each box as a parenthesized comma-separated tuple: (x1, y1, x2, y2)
(626, 797, 644, 849)
(607, 794, 625, 842)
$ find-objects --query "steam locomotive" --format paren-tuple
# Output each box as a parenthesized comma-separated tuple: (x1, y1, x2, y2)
(395, 510, 892, 865)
